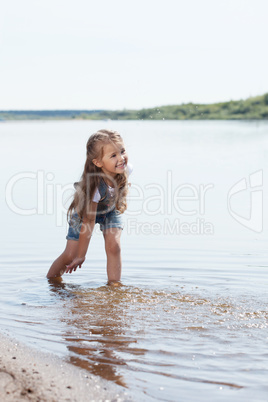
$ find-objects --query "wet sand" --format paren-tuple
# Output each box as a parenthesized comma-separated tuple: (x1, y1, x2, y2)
(0, 332, 131, 401)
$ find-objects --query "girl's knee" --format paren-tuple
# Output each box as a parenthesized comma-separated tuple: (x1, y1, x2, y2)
(105, 240, 121, 256)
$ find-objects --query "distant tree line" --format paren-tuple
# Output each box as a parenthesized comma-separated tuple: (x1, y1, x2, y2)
(1, 93, 268, 121)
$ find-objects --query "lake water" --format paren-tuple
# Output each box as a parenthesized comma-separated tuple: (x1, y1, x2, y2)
(1, 120, 268, 401)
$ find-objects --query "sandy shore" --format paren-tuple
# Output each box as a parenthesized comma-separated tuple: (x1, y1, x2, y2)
(0, 332, 131, 401)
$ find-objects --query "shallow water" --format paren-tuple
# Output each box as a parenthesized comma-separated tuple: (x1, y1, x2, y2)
(1, 120, 268, 401)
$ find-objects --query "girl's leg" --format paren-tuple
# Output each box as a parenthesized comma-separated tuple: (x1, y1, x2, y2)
(46, 240, 79, 278)
(103, 228, 122, 284)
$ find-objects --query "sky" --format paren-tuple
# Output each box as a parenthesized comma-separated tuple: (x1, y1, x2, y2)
(0, 0, 268, 110)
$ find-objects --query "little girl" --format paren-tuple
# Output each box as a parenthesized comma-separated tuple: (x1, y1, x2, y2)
(46, 129, 131, 285)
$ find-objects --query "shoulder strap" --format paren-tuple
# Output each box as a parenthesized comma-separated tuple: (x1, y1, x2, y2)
(98, 178, 108, 199)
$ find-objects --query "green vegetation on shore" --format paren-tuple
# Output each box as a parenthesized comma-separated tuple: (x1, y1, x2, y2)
(1, 93, 268, 121)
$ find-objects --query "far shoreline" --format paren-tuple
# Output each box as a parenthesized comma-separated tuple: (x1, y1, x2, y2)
(0, 118, 268, 123)
(1, 93, 268, 121)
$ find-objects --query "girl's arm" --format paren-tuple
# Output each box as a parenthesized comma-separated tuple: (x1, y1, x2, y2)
(65, 201, 98, 274)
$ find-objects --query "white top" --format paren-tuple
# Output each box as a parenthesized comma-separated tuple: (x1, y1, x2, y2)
(92, 163, 133, 203)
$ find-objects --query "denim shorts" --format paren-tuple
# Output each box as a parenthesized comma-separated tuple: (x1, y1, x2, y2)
(66, 209, 124, 241)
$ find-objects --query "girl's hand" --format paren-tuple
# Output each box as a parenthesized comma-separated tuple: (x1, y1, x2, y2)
(65, 257, 85, 274)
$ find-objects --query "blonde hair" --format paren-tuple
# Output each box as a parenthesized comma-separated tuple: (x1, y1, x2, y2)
(67, 129, 128, 220)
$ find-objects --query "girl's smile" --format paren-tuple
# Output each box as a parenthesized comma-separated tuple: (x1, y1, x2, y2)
(115, 160, 126, 169)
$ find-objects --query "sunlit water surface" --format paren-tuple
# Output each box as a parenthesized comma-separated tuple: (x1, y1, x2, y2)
(0, 120, 268, 401)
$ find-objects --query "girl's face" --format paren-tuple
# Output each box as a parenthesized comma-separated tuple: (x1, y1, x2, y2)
(94, 141, 128, 178)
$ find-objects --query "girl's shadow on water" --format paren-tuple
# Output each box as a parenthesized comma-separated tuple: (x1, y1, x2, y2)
(47, 278, 143, 387)
(47, 277, 82, 299)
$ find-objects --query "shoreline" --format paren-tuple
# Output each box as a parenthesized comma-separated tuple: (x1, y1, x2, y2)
(1, 92, 268, 121)
(0, 332, 131, 401)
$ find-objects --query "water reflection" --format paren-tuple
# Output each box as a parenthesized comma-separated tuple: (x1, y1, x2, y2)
(48, 278, 143, 387)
